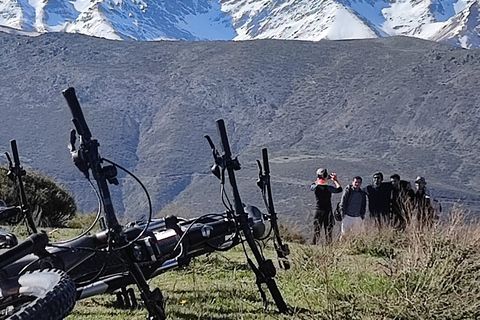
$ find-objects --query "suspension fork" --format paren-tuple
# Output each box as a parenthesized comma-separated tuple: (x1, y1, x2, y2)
(259, 148, 290, 270)
(215, 119, 288, 313)
(5, 140, 37, 234)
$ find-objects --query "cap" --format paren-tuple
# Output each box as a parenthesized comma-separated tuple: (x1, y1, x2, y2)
(316, 168, 328, 179)
(415, 176, 426, 184)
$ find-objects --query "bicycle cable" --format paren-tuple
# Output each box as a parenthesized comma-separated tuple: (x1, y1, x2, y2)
(220, 168, 233, 212)
(50, 178, 102, 245)
(170, 213, 232, 255)
(101, 157, 153, 252)
(257, 191, 274, 241)
(49, 157, 152, 252)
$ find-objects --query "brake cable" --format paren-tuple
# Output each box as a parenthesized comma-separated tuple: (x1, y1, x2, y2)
(50, 158, 153, 252)
(51, 178, 102, 245)
(101, 158, 153, 252)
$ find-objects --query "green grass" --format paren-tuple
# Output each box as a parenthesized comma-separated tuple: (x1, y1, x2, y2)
(55, 211, 480, 319)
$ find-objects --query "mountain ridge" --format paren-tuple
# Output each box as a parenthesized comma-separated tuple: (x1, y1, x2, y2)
(1, 0, 480, 48)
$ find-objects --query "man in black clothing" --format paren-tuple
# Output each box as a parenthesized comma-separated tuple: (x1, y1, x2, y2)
(390, 174, 414, 230)
(413, 176, 437, 228)
(364, 172, 392, 227)
(310, 168, 342, 245)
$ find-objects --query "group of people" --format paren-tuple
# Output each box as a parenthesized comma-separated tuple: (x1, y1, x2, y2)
(310, 169, 441, 244)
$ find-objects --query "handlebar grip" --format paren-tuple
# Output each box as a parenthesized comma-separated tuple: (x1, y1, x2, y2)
(262, 148, 270, 175)
(62, 87, 92, 141)
(10, 140, 20, 167)
(216, 119, 231, 158)
(0, 233, 48, 269)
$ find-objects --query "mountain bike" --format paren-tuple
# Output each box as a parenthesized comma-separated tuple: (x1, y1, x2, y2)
(0, 87, 290, 319)
(0, 140, 77, 320)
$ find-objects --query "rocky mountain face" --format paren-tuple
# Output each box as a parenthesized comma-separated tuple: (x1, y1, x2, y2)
(1, 31, 480, 239)
(1, 0, 480, 48)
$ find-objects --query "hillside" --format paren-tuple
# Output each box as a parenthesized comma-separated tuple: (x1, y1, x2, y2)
(1, 32, 479, 239)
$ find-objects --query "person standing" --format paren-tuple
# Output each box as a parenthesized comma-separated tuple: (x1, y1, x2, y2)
(340, 176, 367, 235)
(413, 176, 439, 228)
(364, 172, 392, 227)
(310, 168, 342, 245)
(390, 174, 414, 230)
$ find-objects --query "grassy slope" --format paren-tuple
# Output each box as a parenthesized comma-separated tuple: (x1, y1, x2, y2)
(60, 211, 480, 320)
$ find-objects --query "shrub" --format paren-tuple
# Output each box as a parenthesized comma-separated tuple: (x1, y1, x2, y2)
(278, 224, 306, 244)
(0, 166, 76, 227)
(65, 212, 99, 229)
(276, 208, 480, 320)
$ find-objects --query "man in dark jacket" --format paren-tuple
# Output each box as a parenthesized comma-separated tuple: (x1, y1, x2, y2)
(364, 172, 392, 227)
(390, 174, 414, 230)
(413, 176, 438, 228)
(310, 168, 342, 245)
(340, 176, 367, 235)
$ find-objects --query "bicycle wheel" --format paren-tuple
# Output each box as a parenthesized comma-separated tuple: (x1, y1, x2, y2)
(0, 269, 76, 320)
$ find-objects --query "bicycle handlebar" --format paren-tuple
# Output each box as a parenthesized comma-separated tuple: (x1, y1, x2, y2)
(262, 148, 270, 175)
(259, 148, 290, 269)
(208, 120, 289, 313)
(11, 140, 21, 169)
(216, 119, 232, 158)
(0, 233, 48, 269)
(62, 87, 92, 141)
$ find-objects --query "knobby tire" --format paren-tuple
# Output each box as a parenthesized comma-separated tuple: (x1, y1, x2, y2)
(0, 269, 76, 320)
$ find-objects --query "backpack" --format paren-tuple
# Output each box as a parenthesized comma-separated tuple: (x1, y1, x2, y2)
(334, 202, 343, 221)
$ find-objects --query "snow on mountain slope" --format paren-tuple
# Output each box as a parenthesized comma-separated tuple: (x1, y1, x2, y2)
(0, 0, 23, 30)
(51, 0, 235, 41)
(433, 1, 480, 48)
(381, 0, 442, 37)
(220, 0, 480, 47)
(337, 0, 390, 36)
(221, 0, 378, 40)
(1, 0, 235, 40)
(1, 0, 480, 48)
(64, 1, 121, 40)
(379, 0, 478, 48)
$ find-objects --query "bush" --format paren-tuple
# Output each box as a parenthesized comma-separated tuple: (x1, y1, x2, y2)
(282, 209, 480, 320)
(0, 166, 76, 227)
(279, 224, 306, 244)
(66, 212, 99, 229)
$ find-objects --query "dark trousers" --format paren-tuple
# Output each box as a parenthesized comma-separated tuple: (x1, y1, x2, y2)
(313, 209, 333, 245)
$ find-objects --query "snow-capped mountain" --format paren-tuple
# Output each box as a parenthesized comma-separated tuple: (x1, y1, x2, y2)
(0, 0, 479, 48)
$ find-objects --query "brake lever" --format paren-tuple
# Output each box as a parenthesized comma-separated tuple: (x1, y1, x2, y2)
(204, 135, 215, 152)
(205, 135, 222, 180)
(5, 152, 14, 182)
(5, 152, 12, 168)
(256, 159, 264, 190)
(67, 128, 89, 178)
(68, 129, 77, 152)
